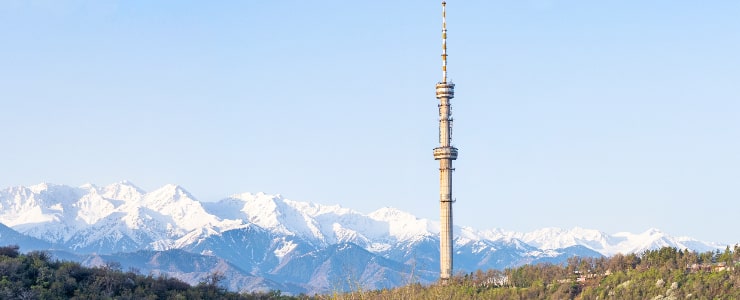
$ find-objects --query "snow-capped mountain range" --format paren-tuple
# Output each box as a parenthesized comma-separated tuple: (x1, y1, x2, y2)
(0, 182, 728, 294)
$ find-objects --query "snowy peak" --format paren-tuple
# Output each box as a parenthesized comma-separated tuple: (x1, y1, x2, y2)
(368, 207, 415, 222)
(144, 184, 196, 206)
(516, 227, 613, 252)
(140, 184, 219, 231)
(217, 192, 289, 233)
(73, 188, 116, 225)
(369, 207, 436, 240)
(602, 228, 720, 255)
(496, 227, 724, 256)
(228, 193, 331, 243)
(284, 199, 354, 217)
(0, 183, 80, 227)
(207, 195, 422, 247)
(0, 182, 224, 251)
(101, 180, 145, 202)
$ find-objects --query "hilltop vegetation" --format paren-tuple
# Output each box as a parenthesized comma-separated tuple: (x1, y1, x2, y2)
(333, 246, 740, 299)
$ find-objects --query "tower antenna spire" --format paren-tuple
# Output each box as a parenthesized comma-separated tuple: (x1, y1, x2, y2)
(441, 1, 448, 83)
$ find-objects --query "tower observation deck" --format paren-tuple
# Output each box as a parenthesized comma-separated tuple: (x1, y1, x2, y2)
(435, 0, 457, 283)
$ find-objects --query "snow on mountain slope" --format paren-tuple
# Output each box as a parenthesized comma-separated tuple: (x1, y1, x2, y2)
(100, 180, 145, 202)
(208, 193, 388, 247)
(478, 227, 725, 256)
(0, 183, 79, 227)
(283, 198, 370, 243)
(141, 184, 220, 231)
(369, 207, 437, 241)
(75, 184, 118, 225)
(205, 192, 444, 251)
(0, 183, 87, 242)
(510, 227, 615, 253)
(0, 182, 726, 258)
(206, 192, 324, 240)
(605, 228, 723, 255)
(0, 182, 232, 252)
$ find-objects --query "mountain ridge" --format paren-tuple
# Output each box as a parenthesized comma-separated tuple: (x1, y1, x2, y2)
(0, 181, 727, 256)
(0, 182, 730, 294)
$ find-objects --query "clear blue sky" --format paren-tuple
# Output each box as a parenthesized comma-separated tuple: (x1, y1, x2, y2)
(1, 0, 738, 244)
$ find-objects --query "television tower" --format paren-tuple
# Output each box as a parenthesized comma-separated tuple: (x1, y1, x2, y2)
(434, 0, 457, 283)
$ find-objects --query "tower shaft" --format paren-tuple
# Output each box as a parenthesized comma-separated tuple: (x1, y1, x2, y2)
(435, 82, 456, 282)
(433, 0, 457, 283)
